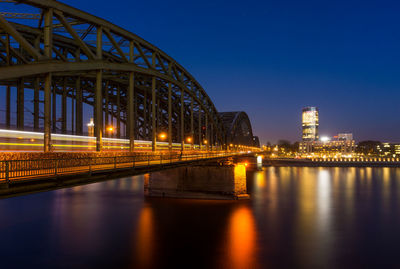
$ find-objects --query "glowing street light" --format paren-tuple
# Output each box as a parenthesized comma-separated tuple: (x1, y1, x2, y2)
(159, 132, 167, 140)
(186, 137, 192, 143)
(107, 126, 114, 133)
(203, 139, 208, 144)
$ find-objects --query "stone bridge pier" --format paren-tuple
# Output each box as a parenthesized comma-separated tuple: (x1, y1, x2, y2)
(145, 159, 250, 200)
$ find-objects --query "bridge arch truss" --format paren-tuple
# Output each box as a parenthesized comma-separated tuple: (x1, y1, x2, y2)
(219, 111, 258, 148)
(0, 0, 227, 151)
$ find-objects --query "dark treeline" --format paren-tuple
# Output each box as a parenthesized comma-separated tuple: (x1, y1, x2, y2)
(276, 140, 299, 153)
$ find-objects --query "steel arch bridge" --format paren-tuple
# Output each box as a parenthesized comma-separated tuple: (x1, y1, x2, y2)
(0, 0, 257, 152)
(219, 112, 259, 148)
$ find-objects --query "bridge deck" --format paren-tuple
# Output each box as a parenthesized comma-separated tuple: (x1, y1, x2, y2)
(0, 152, 239, 182)
(0, 152, 242, 198)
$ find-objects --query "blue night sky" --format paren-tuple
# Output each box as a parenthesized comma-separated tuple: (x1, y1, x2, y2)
(54, 1, 400, 143)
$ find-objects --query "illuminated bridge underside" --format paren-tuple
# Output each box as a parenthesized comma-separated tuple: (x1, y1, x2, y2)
(0, 0, 257, 152)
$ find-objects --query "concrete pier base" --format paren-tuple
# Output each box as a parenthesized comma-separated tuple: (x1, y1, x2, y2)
(145, 164, 249, 200)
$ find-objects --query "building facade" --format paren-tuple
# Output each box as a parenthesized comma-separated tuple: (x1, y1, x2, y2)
(302, 107, 319, 141)
(300, 133, 355, 156)
(379, 143, 400, 157)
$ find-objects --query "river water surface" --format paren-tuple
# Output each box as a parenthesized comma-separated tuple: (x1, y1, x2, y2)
(2, 167, 400, 268)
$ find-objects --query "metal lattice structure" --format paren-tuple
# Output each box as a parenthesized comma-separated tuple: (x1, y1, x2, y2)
(0, 0, 257, 152)
(219, 112, 258, 147)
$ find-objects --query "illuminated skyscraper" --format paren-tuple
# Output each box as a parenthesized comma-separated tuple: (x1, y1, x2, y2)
(302, 107, 319, 141)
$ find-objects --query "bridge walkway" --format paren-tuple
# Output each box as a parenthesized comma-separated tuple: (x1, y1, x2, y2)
(0, 152, 240, 187)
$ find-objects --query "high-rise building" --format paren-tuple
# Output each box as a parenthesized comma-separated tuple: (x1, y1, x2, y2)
(302, 107, 319, 141)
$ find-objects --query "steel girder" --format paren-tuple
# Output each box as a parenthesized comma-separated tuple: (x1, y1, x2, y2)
(0, 0, 226, 150)
(219, 111, 256, 147)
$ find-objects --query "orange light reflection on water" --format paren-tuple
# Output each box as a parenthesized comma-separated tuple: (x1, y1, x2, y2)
(255, 172, 265, 188)
(225, 206, 258, 269)
(135, 205, 154, 268)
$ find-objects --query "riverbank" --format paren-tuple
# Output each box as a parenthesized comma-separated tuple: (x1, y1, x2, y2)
(265, 158, 400, 167)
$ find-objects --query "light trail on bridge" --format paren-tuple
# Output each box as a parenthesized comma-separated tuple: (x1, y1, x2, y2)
(0, 129, 195, 151)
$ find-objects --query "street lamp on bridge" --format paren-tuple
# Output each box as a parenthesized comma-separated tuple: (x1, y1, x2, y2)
(158, 132, 167, 141)
(106, 126, 115, 134)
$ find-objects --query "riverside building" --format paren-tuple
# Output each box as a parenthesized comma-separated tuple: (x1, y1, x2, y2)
(299, 133, 355, 156)
(298, 106, 355, 157)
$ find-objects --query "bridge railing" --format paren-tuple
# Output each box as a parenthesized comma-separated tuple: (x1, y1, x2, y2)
(0, 152, 238, 183)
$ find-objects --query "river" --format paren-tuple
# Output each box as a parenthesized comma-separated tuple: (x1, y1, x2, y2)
(1, 166, 400, 268)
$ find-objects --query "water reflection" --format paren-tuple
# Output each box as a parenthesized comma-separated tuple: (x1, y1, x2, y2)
(295, 167, 318, 266)
(135, 204, 155, 268)
(316, 169, 333, 265)
(51, 185, 106, 254)
(1, 167, 400, 268)
(255, 171, 265, 188)
(223, 205, 258, 269)
(317, 169, 332, 230)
